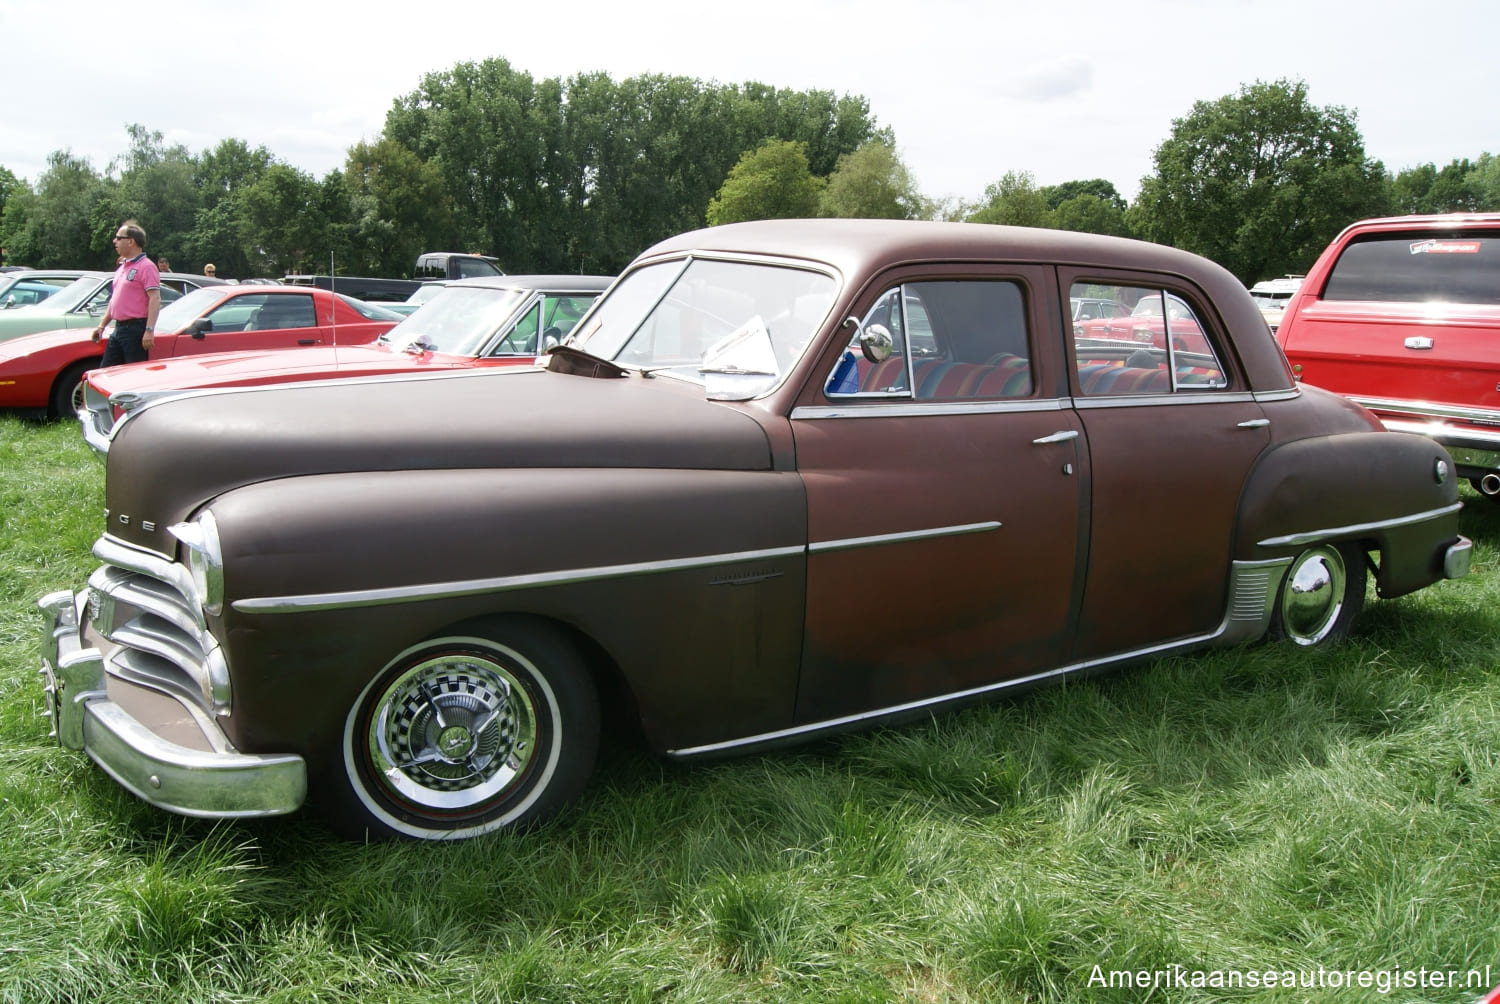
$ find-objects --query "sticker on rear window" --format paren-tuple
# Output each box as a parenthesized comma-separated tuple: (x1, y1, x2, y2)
(1409, 239, 1482, 255)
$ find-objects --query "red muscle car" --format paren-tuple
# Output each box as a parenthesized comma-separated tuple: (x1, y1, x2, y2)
(80, 275, 610, 452)
(0, 284, 400, 419)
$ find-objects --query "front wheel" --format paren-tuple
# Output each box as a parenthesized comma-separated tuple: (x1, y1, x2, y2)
(326, 618, 599, 841)
(50, 361, 92, 419)
(1271, 542, 1366, 646)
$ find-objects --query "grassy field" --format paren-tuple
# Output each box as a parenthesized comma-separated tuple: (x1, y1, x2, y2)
(1, 414, 1496, 1003)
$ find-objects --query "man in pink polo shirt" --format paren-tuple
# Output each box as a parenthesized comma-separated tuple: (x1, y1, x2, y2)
(92, 220, 162, 366)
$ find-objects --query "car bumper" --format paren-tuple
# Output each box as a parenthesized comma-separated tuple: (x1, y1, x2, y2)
(38, 589, 306, 819)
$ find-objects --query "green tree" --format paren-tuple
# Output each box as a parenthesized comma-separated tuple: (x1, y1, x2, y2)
(706, 140, 823, 225)
(111, 124, 201, 271)
(1469, 152, 1500, 209)
(238, 163, 326, 276)
(819, 140, 922, 219)
(1131, 78, 1388, 285)
(188, 139, 273, 277)
(344, 139, 456, 276)
(1391, 159, 1480, 214)
(1051, 194, 1131, 237)
(1041, 178, 1126, 212)
(0, 165, 24, 266)
(0, 151, 114, 267)
(967, 171, 1050, 227)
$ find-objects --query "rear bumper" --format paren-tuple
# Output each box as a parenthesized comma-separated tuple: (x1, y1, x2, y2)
(1356, 397, 1500, 477)
(38, 589, 305, 819)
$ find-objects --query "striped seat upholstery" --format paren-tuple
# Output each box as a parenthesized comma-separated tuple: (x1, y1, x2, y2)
(854, 352, 1033, 399)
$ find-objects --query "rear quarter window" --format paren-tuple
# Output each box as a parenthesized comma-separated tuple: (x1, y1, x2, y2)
(1323, 234, 1500, 304)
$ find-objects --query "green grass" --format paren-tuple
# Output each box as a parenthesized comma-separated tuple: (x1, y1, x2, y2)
(2, 413, 1497, 1003)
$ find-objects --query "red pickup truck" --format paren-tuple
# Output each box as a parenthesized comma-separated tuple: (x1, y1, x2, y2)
(1275, 213, 1500, 500)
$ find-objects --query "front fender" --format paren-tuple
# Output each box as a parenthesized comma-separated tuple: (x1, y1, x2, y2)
(1237, 431, 1463, 598)
(200, 467, 809, 758)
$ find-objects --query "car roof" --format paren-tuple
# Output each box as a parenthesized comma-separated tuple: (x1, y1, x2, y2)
(445, 274, 613, 293)
(1335, 213, 1500, 237)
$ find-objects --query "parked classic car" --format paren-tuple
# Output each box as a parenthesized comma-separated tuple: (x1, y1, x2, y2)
(79, 275, 610, 450)
(39, 220, 1470, 842)
(0, 284, 400, 418)
(0, 270, 92, 309)
(0, 271, 225, 344)
(1275, 213, 1500, 500)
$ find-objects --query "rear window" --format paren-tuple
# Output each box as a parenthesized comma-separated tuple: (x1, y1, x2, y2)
(1323, 233, 1500, 304)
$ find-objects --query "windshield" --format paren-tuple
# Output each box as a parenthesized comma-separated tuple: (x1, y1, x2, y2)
(381, 285, 529, 355)
(29, 275, 105, 313)
(572, 258, 836, 389)
(339, 294, 404, 321)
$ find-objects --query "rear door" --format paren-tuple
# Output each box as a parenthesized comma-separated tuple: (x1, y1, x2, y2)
(1063, 270, 1270, 659)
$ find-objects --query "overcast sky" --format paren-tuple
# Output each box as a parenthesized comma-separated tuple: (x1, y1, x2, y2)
(4, 0, 1497, 207)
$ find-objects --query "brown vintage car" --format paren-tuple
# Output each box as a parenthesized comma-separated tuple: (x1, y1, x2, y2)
(39, 220, 1471, 841)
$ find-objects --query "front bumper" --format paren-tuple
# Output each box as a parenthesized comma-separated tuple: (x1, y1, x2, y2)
(38, 589, 306, 819)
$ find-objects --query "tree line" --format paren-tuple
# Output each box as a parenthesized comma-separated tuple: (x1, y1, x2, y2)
(0, 70, 1495, 287)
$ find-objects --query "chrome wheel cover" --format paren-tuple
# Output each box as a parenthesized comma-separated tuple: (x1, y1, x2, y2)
(365, 651, 539, 814)
(1280, 546, 1346, 646)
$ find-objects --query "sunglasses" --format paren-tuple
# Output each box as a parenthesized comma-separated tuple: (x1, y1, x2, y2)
(112, 234, 134, 241)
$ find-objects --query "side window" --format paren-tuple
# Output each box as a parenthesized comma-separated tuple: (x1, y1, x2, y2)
(541, 294, 599, 345)
(825, 280, 1033, 401)
(492, 303, 540, 355)
(1071, 282, 1228, 395)
(204, 296, 262, 332)
(246, 294, 317, 331)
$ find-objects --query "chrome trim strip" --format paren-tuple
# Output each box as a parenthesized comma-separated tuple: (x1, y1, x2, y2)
(792, 399, 1066, 421)
(667, 558, 1289, 757)
(235, 544, 808, 614)
(1253, 388, 1302, 403)
(1074, 391, 1258, 409)
(809, 521, 1001, 554)
(1256, 502, 1463, 548)
(1353, 395, 1500, 425)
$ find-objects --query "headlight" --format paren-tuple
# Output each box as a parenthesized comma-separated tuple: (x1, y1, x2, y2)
(168, 510, 224, 616)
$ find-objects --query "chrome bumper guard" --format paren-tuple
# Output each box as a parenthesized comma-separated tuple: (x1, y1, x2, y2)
(38, 589, 306, 819)
(1446, 537, 1473, 581)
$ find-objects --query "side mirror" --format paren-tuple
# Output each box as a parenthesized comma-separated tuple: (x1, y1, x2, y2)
(859, 322, 894, 363)
(190, 318, 213, 340)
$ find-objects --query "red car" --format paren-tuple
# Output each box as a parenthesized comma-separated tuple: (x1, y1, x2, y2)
(0, 285, 401, 419)
(1275, 213, 1500, 500)
(1073, 289, 1212, 354)
(80, 275, 611, 453)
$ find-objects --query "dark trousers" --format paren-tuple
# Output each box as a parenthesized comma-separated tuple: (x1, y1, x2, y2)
(99, 318, 149, 366)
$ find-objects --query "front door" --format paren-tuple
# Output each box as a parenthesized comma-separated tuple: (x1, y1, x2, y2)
(791, 268, 1085, 724)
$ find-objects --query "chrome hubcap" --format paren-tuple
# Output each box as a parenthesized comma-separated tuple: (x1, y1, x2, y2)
(367, 652, 538, 812)
(1281, 546, 1345, 646)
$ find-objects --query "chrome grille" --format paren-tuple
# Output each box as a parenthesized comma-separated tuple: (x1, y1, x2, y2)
(88, 534, 229, 715)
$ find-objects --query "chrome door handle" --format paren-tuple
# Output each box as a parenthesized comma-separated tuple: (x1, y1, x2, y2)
(1405, 336, 1434, 350)
(1032, 430, 1080, 445)
(1237, 419, 1270, 429)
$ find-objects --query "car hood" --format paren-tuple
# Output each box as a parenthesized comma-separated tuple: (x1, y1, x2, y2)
(103, 367, 776, 555)
(0, 324, 93, 361)
(89, 343, 439, 393)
